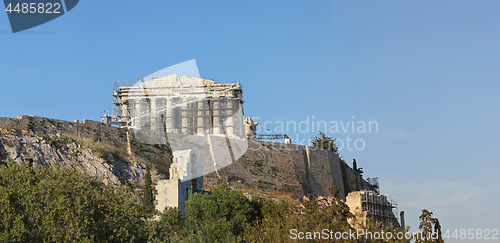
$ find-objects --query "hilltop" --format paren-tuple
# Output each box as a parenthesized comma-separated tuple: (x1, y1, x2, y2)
(0, 115, 374, 200)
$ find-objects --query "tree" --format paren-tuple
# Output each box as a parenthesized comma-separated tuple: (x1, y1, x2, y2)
(417, 209, 443, 243)
(0, 160, 148, 242)
(185, 184, 256, 242)
(353, 159, 364, 175)
(143, 164, 154, 213)
(183, 184, 357, 242)
(311, 131, 339, 153)
(147, 207, 187, 242)
(328, 185, 354, 221)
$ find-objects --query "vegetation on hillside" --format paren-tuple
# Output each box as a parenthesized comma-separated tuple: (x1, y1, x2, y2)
(0, 158, 439, 242)
(0, 159, 150, 242)
(149, 184, 411, 243)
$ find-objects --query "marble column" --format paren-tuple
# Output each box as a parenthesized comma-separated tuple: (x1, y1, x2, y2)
(213, 99, 221, 134)
(166, 98, 173, 133)
(197, 100, 205, 135)
(226, 98, 234, 136)
(181, 99, 189, 134)
(150, 98, 158, 130)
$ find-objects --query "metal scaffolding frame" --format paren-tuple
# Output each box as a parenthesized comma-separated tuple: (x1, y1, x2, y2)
(359, 190, 399, 226)
(111, 75, 244, 137)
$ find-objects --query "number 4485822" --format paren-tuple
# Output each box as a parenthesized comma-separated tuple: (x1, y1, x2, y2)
(443, 229, 498, 240)
(6, 3, 61, 14)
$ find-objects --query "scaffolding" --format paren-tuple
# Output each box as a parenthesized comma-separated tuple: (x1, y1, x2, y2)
(112, 79, 139, 126)
(111, 74, 244, 137)
(359, 190, 399, 227)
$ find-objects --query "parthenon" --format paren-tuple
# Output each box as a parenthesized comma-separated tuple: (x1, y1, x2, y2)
(112, 74, 245, 138)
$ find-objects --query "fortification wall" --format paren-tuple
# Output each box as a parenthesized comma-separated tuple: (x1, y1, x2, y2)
(205, 140, 373, 200)
(341, 160, 373, 195)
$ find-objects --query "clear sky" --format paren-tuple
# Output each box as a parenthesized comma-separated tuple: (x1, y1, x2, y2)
(1, 1, 499, 240)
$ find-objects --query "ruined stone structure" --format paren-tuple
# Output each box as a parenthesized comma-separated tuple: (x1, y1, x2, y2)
(112, 74, 244, 137)
(155, 149, 203, 216)
(345, 190, 400, 228)
(244, 117, 258, 139)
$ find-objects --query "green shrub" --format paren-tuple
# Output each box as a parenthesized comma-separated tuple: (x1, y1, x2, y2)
(58, 135, 73, 145)
(92, 147, 107, 158)
(0, 148, 6, 159)
(36, 132, 50, 142)
(23, 158, 34, 167)
(0, 162, 149, 242)
(4, 140, 13, 147)
(48, 136, 73, 150)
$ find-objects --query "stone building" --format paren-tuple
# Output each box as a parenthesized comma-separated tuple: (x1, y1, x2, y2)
(155, 149, 204, 216)
(112, 74, 244, 138)
(345, 190, 401, 228)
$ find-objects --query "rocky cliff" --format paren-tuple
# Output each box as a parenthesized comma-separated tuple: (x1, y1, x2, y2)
(0, 115, 168, 188)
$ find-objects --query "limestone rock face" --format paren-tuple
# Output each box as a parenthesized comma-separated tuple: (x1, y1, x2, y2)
(0, 128, 163, 186)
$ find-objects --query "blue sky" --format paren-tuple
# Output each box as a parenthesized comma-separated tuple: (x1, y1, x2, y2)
(1, 0, 499, 239)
